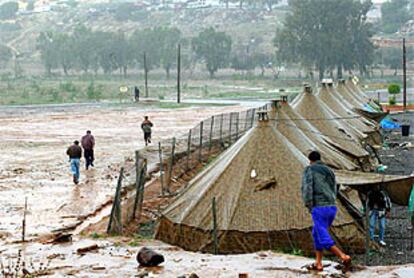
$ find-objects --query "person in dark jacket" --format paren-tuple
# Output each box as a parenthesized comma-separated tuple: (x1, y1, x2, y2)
(66, 140, 82, 184)
(368, 189, 391, 246)
(141, 116, 153, 146)
(134, 86, 140, 102)
(301, 151, 351, 272)
(81, 130, 95, 170)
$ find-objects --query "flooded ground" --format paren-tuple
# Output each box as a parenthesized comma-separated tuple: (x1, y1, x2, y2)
(2, 238, 414, 277)
(0, 102, 247, 243)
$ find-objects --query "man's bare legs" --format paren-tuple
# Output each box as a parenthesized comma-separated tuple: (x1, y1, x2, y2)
(315, 250, 324, 270)
(330, 246, 351, 262)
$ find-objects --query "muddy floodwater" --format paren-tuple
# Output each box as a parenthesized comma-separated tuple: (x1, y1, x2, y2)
(0, 103, 246, 242)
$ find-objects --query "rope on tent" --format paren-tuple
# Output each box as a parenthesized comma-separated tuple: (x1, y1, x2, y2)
(271, 115, 364, 122)
(279, 122, 361, 143)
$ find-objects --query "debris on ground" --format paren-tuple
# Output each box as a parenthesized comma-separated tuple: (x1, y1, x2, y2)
(77, 244, 99, 254)
(137, 247, 165, 267)
(47, 233, 72, 244)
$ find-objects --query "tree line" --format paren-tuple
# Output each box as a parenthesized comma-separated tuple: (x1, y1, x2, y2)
(275, 0, 375, 80)
(20, 0, 414, 80)
(36, 25, 277, 78)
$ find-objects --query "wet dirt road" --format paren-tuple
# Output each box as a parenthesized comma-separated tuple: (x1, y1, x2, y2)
(0, 103, 246, 242)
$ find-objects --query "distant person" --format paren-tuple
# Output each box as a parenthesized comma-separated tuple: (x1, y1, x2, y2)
(81, 130, 95, 170)
(301, 151, 352, 272)
(141, 116, 153, 146)
(368, 189, 391, 246)
(134, 86, 140, 102)
(66, 140, 82, 184)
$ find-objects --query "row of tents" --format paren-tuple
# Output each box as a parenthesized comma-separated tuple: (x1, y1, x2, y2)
(155, 78, 414, 255)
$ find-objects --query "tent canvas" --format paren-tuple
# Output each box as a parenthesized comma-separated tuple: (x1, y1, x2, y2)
(270, 99, 358, 171)
(291, 89, 370, 160)
(318, 84, 377, 137)
(336, 171, 414, 206)
(155, 116, 366, 254)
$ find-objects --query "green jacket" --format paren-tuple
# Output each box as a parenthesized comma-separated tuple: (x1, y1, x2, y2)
(301, 161, 337, 210)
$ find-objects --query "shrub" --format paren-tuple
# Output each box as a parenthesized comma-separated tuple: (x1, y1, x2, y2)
(389, 96, 396, 105)
(86, 82, 102, 100)
(50, 89, 61, 102)
(388, 83, 401, 95)
(59, 81, 77, 92)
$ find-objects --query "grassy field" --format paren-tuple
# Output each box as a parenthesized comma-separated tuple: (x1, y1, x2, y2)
(0, 74, 305, 105)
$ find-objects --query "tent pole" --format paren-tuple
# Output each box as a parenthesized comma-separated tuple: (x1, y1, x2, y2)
(364, 197, 370, 265)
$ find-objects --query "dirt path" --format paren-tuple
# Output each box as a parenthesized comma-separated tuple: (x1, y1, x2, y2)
(0, 103, 246, 242)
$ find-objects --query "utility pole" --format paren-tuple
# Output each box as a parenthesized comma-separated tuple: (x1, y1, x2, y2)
(403, 38, 407, 110)
(144, 52, 148, 98)
(177, 44, 181, 104)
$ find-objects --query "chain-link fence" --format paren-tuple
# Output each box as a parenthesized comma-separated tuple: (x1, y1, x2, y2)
(105, 103, 414, 268)
(107, 105, 268, 235)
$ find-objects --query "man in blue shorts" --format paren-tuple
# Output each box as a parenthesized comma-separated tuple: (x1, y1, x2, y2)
(301, 151, 352, 272)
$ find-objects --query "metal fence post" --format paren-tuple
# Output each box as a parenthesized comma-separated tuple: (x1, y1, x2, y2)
(132, 151, 142, 220)
(244, 110, 250, 132)
(158, 142, 165, 196)
(107, 167, 124, 235)
(208, 116, 215, 155)
(250, 108, 256, 128)
(219, 114, 224, 147)
(198, 121, 204, 162)
(186, 130, 192, 171)
(168, 137, 176, 189)
(235, 113, 239, 140)
(136, 159, 147, 225)
(228, 113, 233, 144)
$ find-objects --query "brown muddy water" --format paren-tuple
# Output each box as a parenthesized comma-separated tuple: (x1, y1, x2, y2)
(0, 103, 245, 243)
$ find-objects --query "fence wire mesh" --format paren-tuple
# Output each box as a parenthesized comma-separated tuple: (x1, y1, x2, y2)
(106, 104, 414, 267)
(107, 105, 266, 235)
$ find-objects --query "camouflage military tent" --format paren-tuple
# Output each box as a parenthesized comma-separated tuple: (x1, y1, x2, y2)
(155, 115, 366, 254)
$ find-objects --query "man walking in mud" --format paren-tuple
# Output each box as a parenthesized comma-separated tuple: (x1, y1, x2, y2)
(66, 140, 82, 184)
(301, 151, 352, 272)
(81, 130, 95, 170)
(141, 116, 153, 146)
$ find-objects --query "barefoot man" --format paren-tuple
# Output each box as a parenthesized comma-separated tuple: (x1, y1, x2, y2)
(301, 151, 352, 272)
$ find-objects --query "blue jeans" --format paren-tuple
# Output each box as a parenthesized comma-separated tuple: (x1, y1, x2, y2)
(311, 206, 337, 251)
(369, 209, 386, 241)
(70, 158, 80, 180)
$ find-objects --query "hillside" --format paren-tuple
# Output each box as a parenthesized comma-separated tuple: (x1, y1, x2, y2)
(0, 2, 286, 71)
